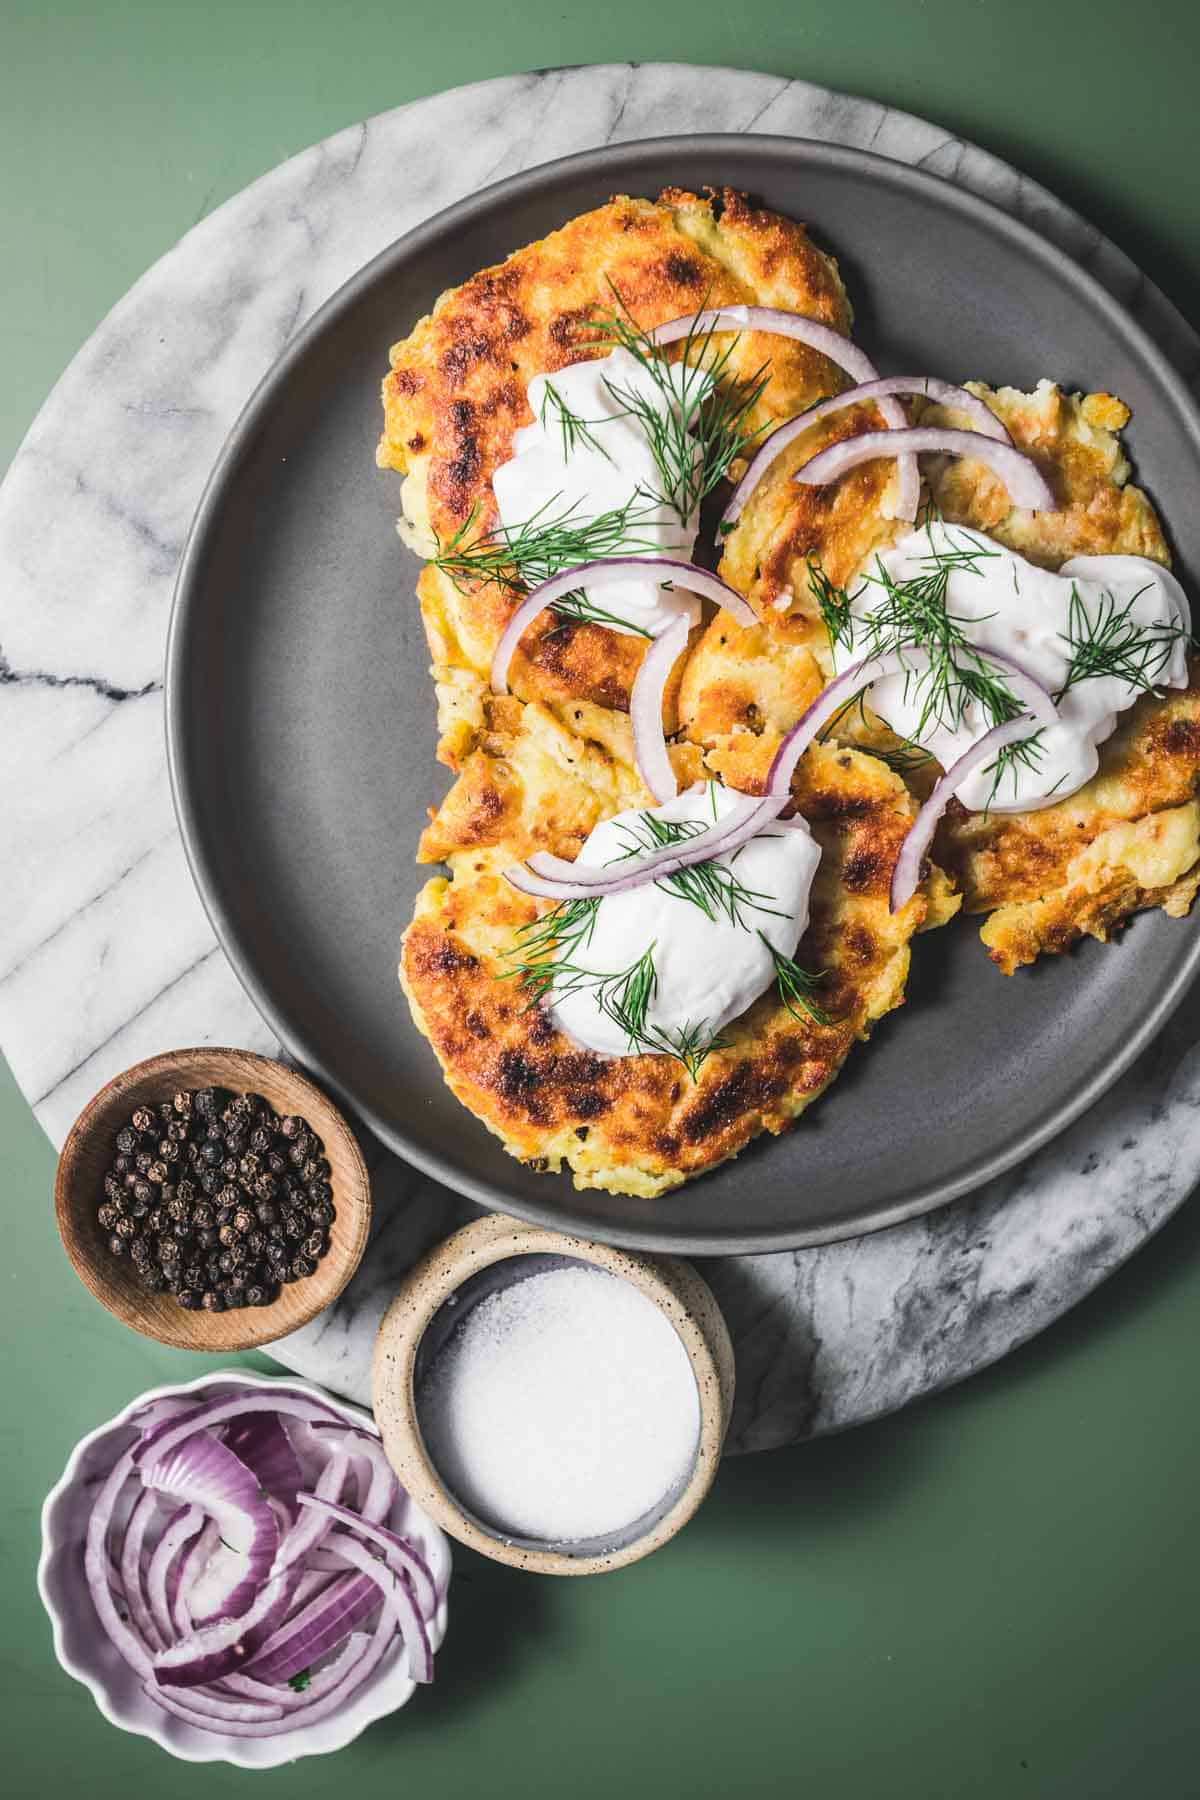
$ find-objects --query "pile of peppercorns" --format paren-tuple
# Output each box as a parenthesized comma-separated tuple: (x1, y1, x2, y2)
(96, 1087, 334, 1313)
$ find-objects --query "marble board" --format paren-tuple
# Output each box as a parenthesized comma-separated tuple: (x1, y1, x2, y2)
(2, 63, 1198, 1454)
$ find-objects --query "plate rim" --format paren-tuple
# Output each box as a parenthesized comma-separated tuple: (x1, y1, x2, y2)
(166, 129, 1200, 1255)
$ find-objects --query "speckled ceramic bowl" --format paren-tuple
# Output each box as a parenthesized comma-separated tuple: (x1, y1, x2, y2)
(372, 1214, 735, 1576)
(38, 1370, 451, 1768)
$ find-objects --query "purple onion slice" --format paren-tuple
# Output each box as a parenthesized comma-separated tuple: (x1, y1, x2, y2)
(718, 376, 1010, 543)
(489, 558, 754, 694)
(889, 714, 1040, 912)
(629, 612, 690, 804)
(794, 426, 1058, 513)
(646, 305, 919, 521)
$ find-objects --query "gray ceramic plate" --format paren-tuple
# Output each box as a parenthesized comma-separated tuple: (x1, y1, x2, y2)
(166, 135, 1200, 1254)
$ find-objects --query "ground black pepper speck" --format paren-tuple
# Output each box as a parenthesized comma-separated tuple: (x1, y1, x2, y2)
(97, 1086, 334, 1313)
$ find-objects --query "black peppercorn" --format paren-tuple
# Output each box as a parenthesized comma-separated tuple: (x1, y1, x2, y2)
(167, 1119, 188, 1144)
(195, 1227, 218, 1251)
(165, 1194, 188, 1223)
(113, 1153, 133, 1176)
(103, 1172, 123, 1202)
(289, 1254, 317, 1281)
(232, 1205, 255, 1236)
(97, 1202, 119, 1231)
(301, 1231, 326, 1260)
(199, 1169, 220, 1197)
(157, 1101, 175, 1126)
(107, 1233, 127, 1257)
(252, 1172, 278, 1204)
(127, 1188, 151, 1220)
(238, 1152, 261, 1183)
(159, 1182, 176, 1203)
(255, 1202, 279, 1230)
(307, 1179, 333, 1206)
(279, 1115, 303, 1140)
(194, 1088, 217, 1117)
(247, 1126, 270, 1156)
(115, 1126, 138, 1155)
(265, 1240, 289, 1269)
(200, 1140, 221, 1166)
(190, 1201, 214, 1231)
(172, 1219, 193, 1244)
(158, 1239, 181, 1267)
(140, 1266, 167, 1294)
(178, 1288, 202, 1309)
(266, 1151, 286, 1176)
(146, 1206, 165, 1235)
(134, 1150, 154, 1175)
(287, 1141, 306, 1167)
(131, 1238, 153, 1267)
(244, 1284, 269, 1307)
(201, 1290, 225, 1313)
(114, 1216, 139, 1242)
(131, 1107, 156, 1136)
(183, 1260, 205, 1289)
(147, 1161, 169, 1185)
(172, 1091, 192, 1117)
(225, 1269, 249, 1293)
(245, 1228, 267, 1256)
(283, 1210, 305, 1240)
(218, 1222, 242, 1249)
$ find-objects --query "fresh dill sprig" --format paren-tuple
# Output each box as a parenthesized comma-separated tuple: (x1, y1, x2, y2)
(432, 491, 667, 595)
(608, 811, 788, 929)
(758, 932, 833, 1026)
(587, 283, 771, 525)
(808, 559, 855, 654)
(506, 898, 600, 1006)
(545, 589, 653, 638)
(506, 906, 728, 1078)
(873, 738, 935, 777)
(1058, 582, 1190, 699)
(538, 380, 613, 463)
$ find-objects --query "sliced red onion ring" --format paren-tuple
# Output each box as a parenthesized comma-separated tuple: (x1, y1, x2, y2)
(310, 1423, 398, 1525)
(142, 1429, 280, 1626)
(296, 1496, 439, 1620)
(647, 305, 919, 523)
(272, 1448, 351, 1578)
(889, 714, 1039, 912)
(85, 1450, 154, 1678)
(765, 652, 920, 797)
(242, 1571, 381, 1685)
(489, 558, 754, 694)
(225, 1634, 373, 1712)
(152, 1571, 297, 1688)
(147, 1607, 399, 1740)
(133, 1392, 347, 1468)
(503, 791, 787, 902)
(119, 1488, 164, 1652)
(147, 1504, 204, 1644)
(172, 1518, 219, 1637)
(142, 1683, 286, 1728)
(794, 426, 1058, 513)
(629, 612, 690, 804)
(223, 1414, 304, 1520)
(718, 376, 1010, 542)
(322, 1531, 432, 1686)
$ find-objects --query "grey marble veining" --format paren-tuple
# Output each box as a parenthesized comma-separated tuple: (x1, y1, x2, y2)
(1, 63, 1198, 1453)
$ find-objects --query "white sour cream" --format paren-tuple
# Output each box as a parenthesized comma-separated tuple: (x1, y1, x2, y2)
(834, 523, 1191, 812)
(491, 348, 705, 638)
(549, 783, 822, 1059)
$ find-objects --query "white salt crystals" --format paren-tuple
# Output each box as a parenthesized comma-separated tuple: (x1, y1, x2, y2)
(417, 1264, 702, 1544)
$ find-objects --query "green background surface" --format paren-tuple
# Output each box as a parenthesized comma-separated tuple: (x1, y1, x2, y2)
(3, 3, 1199, 1795)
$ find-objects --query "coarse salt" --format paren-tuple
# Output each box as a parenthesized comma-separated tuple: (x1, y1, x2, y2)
(417, 1264, 701, 1544)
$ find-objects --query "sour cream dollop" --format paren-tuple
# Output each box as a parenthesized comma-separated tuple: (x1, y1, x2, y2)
(549, 783, 822, 1059)
(833, 523, 1191, 812)
(491, 348, 705, 638)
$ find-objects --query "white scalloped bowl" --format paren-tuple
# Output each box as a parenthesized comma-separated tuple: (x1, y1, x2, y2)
(38, 1369, 452, 1768)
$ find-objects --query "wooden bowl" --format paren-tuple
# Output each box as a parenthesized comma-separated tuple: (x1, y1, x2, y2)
(372, 1213, 735, 1576)
(54, 1047, 371, 1351)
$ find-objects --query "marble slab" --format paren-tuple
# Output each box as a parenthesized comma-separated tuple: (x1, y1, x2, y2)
(2, 63, 1198, 1454)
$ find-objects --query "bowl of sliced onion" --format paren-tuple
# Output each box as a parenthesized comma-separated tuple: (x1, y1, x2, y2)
(38, 1370, 450, 1767)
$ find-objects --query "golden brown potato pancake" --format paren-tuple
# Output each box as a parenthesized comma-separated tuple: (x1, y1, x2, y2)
(683, 377, 1200, 971)
(402, 714, 957, 1196)
(377, 187, 857, 768)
